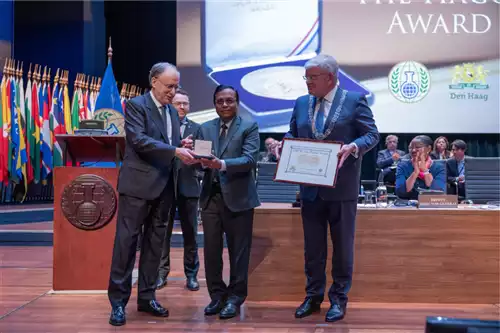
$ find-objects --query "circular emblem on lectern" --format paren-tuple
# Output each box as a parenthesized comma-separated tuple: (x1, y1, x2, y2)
(61, 174, 117, 231)
(94, 108, 125, 135)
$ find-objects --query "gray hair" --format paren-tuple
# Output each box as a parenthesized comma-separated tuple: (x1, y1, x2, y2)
(149, 62, 179, 86)
(385, 135, 399, 144)
(304, 54, 339, 77)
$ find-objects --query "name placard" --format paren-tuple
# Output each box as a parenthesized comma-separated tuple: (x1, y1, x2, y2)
(418, 194, 458, 209)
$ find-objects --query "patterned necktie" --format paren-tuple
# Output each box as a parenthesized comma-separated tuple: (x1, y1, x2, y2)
(315, 98, 326, 133)
(214, 123, 228, 184)
(219, 123, 228, 155)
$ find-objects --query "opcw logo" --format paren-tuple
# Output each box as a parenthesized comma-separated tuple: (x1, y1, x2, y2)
(449, 63, 489, 102)
(389, 61, 430, 103)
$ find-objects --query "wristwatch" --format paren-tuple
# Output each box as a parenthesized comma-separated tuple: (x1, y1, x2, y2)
(422, 169, 430, 174)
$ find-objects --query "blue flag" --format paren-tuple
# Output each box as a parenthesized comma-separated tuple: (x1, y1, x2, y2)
(95, 61, 123, 113)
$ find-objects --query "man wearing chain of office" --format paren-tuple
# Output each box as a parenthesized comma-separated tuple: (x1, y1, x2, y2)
(278, 54, 379, 322)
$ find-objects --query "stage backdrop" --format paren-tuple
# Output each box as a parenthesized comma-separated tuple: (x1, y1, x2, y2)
(0, 0, 14, 72)
(176, 0, 499, 134)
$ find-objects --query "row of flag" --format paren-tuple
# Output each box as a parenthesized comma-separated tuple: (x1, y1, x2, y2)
(0, 57, 143, 201)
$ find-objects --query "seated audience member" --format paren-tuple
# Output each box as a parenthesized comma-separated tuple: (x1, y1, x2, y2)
(430, 136, 452, 160)
(376, 135, 405, 184)
(395, 135, 446, 200)
(446, 139, 468, 198)
(259, 137, 279, 162)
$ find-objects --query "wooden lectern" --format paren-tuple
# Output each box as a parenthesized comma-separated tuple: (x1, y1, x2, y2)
(53, 134, 125, 291)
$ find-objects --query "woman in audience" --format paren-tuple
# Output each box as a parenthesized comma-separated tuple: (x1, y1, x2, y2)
(430, 136, 452, 160)
(395, 135, 446, 200)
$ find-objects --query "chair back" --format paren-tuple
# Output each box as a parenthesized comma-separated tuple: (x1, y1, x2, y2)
(256, 162, 299, 203)
(464, 157, 500, 204)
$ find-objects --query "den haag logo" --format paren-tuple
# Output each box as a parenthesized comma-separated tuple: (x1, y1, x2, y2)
(389, 61, 431, 103)
(449, 63, 489, 102)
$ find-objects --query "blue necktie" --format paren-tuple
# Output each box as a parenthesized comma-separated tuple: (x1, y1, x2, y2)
(315, 98, 325, 133)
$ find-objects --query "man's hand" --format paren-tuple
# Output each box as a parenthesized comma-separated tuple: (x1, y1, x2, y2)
(200, 154, 222, 169)
(175, 147, 197, 165)
(181, 134, 194, 150)
(337, 143, 356, 168)
(458, 175, 465, 183)
(392, 152, 400, 161)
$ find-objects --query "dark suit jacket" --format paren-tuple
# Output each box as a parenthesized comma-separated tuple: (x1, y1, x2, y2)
(117, 93, 181, 200)
(377, 149, 406, 176)
(395, 159, 446, 200)
(285, 89, 379, 201)
(197, 115, 261, 212)
(446, 157, 468, 195)
(174, 118, 202, 198)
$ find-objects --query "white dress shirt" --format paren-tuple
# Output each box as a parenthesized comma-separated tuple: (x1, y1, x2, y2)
(313, 84, 338, 126)
(150, 92, 173, 144)
(315, 84, 359, 157)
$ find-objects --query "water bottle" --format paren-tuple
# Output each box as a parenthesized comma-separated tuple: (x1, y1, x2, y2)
(360, 184, 364, 196)
(375, 182, 388, 208)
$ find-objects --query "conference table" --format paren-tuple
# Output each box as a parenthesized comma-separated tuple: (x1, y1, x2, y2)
(248, 203, 499, 304)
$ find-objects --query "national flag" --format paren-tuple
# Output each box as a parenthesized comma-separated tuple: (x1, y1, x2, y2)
(52, 84, 64, 168)
(1, 74, 11, 185)
(7, 76, 14, 181)
(14, 74, 28, 198)
(95, 61, 123, 114)
(17, 73, 29, 188)
(0, 75, 5, 184)
(70, 85, 80, 132)
(63, 83, 72, 134)
(25, 72, 33, 184)
(41, 81, 52, 181)
(33, 79, 41, 183)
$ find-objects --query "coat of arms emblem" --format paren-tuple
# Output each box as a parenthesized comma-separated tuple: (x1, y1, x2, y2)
(61, 174, 117, 231)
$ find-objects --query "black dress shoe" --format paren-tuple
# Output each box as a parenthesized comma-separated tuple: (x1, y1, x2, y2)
(295, 297, 322, 318)
(204, 299, 223, 316)
(156, 276, 167, 290)
(137, 299, 169, 317)
(186, 277, 199, 291)
(325, 303, 346, 322)
(219, 302, 239, 319)
(109, 306, 126, 326)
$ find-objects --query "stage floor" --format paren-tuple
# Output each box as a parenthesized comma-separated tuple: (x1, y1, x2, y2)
(0, 246, 498, 332)
(1, 203, 499, 331)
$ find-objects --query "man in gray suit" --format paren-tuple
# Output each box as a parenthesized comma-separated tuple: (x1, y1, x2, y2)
(376, 135, 405, 184)
(157, 89, 201, 291)
(196, 85, 260, 320)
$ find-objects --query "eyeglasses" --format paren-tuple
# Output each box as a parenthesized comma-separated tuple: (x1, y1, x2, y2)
(155, 77, 179, 91)
(303, 73, 329, 81)
(215, 98, 236, 106)
(173, 102, 189, 107)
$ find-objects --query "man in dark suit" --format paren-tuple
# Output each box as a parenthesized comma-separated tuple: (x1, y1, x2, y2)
(196, 85, 260, 320)
(107, 63, 196, 326)
(280, 54, 379, 322)
(157, 89, 201, 291)
(446, 139, 468, 198)
(376, 135, 405, 184)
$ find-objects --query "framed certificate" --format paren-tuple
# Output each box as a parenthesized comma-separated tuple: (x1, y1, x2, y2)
(274, 138, 343, 187)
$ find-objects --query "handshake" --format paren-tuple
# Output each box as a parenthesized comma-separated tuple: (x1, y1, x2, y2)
(174, 135, 223, 170)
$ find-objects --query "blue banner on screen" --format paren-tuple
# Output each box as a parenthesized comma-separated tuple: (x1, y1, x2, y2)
(176, 1, 499, 134)
(0, 0, 14, 73)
